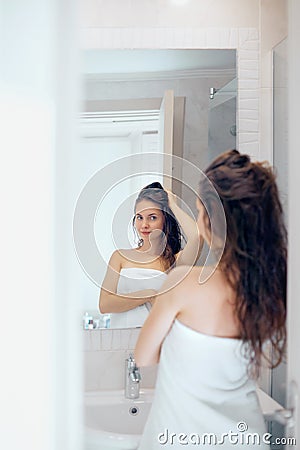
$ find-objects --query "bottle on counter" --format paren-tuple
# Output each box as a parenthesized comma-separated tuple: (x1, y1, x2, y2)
(99, 313, 111, 328)
(83, 312, 93, 330)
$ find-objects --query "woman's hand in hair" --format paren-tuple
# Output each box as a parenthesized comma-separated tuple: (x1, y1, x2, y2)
(165, 190, 203, 266)
(166, 190, 178, 206)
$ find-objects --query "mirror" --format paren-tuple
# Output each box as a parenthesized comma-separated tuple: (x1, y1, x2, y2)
(77, 49, 237, 329)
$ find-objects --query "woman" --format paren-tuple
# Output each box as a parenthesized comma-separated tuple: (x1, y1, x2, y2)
(99, 182, 202, 328)
(135, 151, 287, 449)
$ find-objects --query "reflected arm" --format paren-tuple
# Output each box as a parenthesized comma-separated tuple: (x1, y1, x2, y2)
(167, 191, 203, 266)
(99, 251, 157, 313)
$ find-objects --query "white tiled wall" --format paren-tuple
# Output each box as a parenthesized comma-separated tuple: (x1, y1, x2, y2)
(83, 328, 140, 351)
(83, 328, 158, 391)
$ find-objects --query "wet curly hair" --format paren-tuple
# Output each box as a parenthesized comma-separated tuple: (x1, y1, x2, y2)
(133, 182, 182, 270)
(200, 150, 287, 377)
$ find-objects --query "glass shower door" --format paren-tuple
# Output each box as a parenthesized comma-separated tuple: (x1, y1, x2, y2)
(208, 78, 237, 162)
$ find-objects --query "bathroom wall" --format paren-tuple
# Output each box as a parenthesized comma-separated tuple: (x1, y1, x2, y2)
(273, 38, 288, 218)
(83, 328, 157, 390)
(270, 37, 288, 449)
(79, 0, 259, 29)
(260, 0, 287, 163)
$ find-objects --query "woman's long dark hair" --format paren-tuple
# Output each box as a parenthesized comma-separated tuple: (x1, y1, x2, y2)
(133, 182, 182, 270)
(201, 150, 287, 376)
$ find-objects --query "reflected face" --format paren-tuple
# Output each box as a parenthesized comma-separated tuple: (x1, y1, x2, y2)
(134, 199, 165, 241)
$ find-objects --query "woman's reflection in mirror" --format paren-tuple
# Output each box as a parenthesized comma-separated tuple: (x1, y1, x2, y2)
(99, 182, 202, 328)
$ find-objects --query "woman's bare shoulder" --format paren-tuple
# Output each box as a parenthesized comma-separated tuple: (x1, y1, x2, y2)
(109, 248, 135, 266)
(109, 248, 143, 269)
(159, 265, 199, 293)
(168, 265, 201, 280)
(163, 265, 229, 297)
(110, 248, 134, 259)
(171, 266, 235, 309)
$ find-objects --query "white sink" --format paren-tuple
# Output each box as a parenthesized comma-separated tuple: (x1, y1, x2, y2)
(84, 388, 283, 450)
(84, 389, 153, 450)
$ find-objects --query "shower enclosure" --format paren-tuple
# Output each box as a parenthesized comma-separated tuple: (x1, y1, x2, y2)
(208, 78, 237, 162)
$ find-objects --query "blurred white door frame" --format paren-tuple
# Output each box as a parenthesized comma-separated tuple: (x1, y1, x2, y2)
(0, 1, 82, 450)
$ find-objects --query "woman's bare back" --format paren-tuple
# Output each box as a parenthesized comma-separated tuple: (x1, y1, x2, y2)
(173, 266, 240, 339)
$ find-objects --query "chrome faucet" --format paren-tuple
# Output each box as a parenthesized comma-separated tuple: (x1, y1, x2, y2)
(125, 354, 141, 399)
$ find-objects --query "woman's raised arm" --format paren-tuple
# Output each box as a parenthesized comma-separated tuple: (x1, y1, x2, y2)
(167, 191, 203, 266)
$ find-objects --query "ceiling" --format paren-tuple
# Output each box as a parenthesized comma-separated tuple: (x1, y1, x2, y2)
(82, 49, 236, 75)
